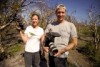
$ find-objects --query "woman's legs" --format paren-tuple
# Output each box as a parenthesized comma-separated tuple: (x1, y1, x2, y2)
(24, 52, 32, 67)
(33, 52, 40, 67)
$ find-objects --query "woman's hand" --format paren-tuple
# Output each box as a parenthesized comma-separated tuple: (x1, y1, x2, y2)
(43, 47, 49, 53)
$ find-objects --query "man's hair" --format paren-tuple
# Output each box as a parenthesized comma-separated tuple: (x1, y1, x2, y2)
(55, 4, 67, 12)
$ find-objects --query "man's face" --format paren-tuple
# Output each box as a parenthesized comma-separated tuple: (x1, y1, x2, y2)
(56, 8, 66, 22)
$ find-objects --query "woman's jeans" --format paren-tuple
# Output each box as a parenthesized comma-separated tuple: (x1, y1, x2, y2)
(24, 51, 40, 67)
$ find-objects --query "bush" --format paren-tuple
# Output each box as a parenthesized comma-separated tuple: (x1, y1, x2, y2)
(7, 43, 23, 56)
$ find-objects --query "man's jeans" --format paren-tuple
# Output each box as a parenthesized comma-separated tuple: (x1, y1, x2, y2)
(49, 55, 68, 67)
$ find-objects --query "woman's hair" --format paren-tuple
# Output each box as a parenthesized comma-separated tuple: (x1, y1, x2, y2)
(55, 4, 67, 12)
(30, 12, 40, 20)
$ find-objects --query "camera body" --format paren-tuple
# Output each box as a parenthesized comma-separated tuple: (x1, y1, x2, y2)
(18, 22, 24, 30)
(16, 22, 24, 31)
(45, 32, 60, 55)
(14, 15, 24, 31)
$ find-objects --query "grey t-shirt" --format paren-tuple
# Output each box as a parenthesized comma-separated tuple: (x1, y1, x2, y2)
(45, 20, 77, 58)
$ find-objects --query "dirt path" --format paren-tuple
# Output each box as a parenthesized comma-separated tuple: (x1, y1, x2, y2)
(0, 49, 93, 67)
(4, 55, 25, 67)
(68, 49, 93, 67)
(0, 51, 25, 67)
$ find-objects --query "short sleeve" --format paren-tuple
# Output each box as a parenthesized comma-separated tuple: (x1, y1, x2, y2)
(41, 28, 44, 35)
(24, 26, 31, 37)
(45, 24, 51, 33)
(70, 23, 77, 38)
(24, 27, 28, 35)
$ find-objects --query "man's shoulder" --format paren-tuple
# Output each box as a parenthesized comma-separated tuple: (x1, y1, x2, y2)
(64, 21, 75, 26)
(50, 21, 58, 25)
(64, 20, 72, 24)
(48, 20, 75, 26)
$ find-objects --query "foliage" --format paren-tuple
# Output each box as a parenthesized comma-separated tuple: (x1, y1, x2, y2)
(0, 43, 24, 61)
(93, 45, 100, 67)
(0, 0, 8, 10)
(78, 24, 100, 67)
(78, 26, 92, 37)
(0, 0, 25, 62)
(7, 43, 24, 56)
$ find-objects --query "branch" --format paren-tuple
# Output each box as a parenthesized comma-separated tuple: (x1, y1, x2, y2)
(0, 23, 10, 30)
(21, 1, 45, 7)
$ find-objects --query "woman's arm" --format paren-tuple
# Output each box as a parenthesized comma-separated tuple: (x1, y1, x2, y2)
(20, 31, 28, 43)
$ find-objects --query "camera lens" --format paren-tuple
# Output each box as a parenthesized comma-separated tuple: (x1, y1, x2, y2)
(52, 49, 58, 55)
(50, 45, 58, 55)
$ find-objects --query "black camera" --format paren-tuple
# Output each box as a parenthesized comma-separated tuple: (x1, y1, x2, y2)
(14, 15, 24, 31)
(45, 32, 61, 55)
(16, 22, 24, 31)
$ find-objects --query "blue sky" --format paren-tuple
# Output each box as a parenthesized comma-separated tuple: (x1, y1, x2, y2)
(22, 0, 100, 22)
(46, 0, 100, 21)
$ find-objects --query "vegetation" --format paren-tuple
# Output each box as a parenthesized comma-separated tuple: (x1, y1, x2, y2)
(77, 24, 100, 67)
(7, 43, 24, 56)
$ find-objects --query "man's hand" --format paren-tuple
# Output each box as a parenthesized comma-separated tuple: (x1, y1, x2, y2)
(54, 48, 66, 57)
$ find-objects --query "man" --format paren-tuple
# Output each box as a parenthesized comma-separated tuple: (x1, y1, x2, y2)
(44, 4, 78, 67)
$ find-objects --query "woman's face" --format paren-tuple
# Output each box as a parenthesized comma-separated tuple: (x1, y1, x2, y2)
(56, 8, 66, 22)
(31, 15, 39, 27)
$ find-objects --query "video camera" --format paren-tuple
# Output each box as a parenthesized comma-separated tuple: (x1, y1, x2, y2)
(45, 31, 61, 55)
(13, 14, 24, 31)
(14, 15, 25, 31)
(16, 22, 24, 31)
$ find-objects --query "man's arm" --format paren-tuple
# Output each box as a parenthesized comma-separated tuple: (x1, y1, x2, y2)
(54, 37, 77, 57)
(64, 23, 77, 51)
(65, 37, 77, 51)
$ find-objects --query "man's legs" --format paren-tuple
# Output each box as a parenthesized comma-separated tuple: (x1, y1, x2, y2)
(49, 55, 55, 67)
(49, 55, 68, 67)
(40, 51, 48, 67)
(54, 57, 68, 67)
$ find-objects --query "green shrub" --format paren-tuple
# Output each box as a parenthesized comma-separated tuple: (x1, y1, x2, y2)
(7, 43, 24, 56)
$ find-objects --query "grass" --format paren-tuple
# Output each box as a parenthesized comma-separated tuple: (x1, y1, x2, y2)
(7, 43, 24, 56)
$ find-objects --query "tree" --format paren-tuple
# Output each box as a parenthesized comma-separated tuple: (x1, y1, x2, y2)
(0, 0, 25, 60)
(88, 5, 100, 50)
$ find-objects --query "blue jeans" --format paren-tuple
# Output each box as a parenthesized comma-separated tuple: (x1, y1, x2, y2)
(24, 51, 40, 67)
(40, 51, 48, 67)
(49, 55, 68, 67)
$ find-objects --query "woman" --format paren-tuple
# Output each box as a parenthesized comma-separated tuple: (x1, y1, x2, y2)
(19, 12, 44, 67)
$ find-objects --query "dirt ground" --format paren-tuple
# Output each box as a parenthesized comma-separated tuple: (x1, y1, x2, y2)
(0, 49, 93, 67)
